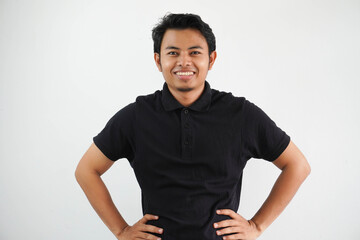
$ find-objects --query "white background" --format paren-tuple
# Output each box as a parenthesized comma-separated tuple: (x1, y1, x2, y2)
(1, 0, 359, 239)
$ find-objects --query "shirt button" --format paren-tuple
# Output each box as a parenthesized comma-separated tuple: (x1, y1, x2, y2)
(184, 109, 189, 114)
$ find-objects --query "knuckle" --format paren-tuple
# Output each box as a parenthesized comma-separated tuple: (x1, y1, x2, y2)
(220, 220, 227, 225)
(147, 214, 158, 219)
(148, 225, 163, 234)
(145, 233, 158, 240)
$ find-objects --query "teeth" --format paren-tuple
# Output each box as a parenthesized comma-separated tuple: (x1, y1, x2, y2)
(176, 72, 194, 76)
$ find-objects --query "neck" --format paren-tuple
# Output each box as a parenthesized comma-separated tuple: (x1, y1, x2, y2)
(168, 83, 205, 107)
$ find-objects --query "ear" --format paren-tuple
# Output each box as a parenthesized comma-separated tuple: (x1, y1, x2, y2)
(208, 51, 217, 70)
(154, 53, 162, 72)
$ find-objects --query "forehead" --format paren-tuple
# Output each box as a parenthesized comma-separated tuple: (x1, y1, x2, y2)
(161, 28, 208, 50)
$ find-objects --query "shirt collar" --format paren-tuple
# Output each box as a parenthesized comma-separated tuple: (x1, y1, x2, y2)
(161, 81, 212, 112)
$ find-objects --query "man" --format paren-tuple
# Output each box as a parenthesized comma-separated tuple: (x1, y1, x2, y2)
(75, 13, 310, 240)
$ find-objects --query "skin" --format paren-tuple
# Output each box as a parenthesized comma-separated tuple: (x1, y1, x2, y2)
(213, 140, 310, 239)
(75, 28, 311, 240)
(75, 143, 163, 240)
(154, 28, 216, 107)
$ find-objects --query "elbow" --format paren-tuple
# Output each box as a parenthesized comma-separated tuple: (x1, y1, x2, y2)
(75, 164, 85, 185)
(75, 163, 100, 186)
(75, 167, 81, 184)
(285, 157, 311, 181)
(307, 162, 311, 176)
(304, 157, 311, 176)
(300, 157, 311, 180)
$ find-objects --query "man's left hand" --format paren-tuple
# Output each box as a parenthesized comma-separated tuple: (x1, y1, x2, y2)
(213, 209, 261, 240)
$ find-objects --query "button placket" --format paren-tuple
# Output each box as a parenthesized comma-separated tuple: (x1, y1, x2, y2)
(181, 108, 192, 160)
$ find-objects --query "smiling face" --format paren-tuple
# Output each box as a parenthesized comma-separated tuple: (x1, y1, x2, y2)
(154, 28, 216, 95)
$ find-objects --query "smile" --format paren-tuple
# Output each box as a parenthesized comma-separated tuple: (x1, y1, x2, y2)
(175, 72, 195, 76)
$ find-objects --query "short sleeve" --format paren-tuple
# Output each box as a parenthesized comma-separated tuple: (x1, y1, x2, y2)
(93, 103, 136, 162)
(241, 99, 290, 162)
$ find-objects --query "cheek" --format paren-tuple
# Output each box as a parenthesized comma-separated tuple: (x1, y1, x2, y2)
(160, 60, 175, 73)
(197, 60, 210, 73)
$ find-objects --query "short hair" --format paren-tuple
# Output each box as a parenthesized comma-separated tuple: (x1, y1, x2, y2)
(152, 13, 216, 56)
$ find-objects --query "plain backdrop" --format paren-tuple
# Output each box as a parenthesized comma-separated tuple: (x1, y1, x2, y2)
(1, 0, 359, 239)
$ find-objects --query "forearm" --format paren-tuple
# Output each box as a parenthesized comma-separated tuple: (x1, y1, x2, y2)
(75, 170, 128, 237)
(250, 163, 310, 233)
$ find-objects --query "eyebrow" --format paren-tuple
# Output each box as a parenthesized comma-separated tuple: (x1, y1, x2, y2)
(165, 46, 203, 50)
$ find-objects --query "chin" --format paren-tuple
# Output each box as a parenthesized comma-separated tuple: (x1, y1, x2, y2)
(176, 87, 194, 92)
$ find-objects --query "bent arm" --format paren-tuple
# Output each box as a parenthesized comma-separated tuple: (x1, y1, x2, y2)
(250, 140, 311, 233)
(75, 143, 129, 238)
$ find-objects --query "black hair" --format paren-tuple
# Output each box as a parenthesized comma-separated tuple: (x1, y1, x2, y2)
(152, 13, 216, 56)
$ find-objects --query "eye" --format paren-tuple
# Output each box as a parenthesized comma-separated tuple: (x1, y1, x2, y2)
(191, 51, 201, 55)
(167, 51, 178, 56)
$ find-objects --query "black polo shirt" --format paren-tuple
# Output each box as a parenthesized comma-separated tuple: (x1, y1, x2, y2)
(93, 81, 290, 240)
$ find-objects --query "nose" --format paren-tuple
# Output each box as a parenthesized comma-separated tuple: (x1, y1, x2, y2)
(177, 52, 192, 67)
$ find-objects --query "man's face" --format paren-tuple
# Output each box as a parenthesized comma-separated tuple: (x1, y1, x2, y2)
(154, 28, 216, 94)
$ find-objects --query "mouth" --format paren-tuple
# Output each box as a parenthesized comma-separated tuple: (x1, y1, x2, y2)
(175, 71, 195, 76)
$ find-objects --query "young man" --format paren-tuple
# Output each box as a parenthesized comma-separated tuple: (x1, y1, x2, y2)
(75, 13, 310, 240)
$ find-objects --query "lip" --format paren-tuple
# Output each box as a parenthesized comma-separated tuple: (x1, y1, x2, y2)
(174, 70, 196, 74)
(174, 71, 196, 81)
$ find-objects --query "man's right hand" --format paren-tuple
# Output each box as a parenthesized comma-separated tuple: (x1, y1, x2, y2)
(75, 144, 164, 240)
(117, 214, 163, 240)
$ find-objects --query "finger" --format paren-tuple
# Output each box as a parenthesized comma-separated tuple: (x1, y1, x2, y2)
(137, 230, 162, 240)
(213, 219, 238, 228)
(222, 232, 245, 239)
(216, 209, 244, 220)
(215, 226, 241, 237)
(139, 214, 159, 224)
(141, 224, 164, 235)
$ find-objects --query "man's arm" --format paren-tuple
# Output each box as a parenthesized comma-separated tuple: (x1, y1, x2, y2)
(75, 143, 129, 237)
(250, 140, 311, 233)
(214, 140, 311, 239)
(76, 143, 163, 239)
